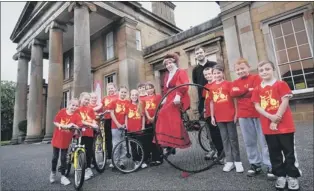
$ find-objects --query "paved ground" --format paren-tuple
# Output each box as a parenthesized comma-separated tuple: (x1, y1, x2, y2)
(1, 121, 313, 191)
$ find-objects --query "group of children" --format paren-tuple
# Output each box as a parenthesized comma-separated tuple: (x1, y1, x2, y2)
(201, 58, 301, 190)
(49, 56, 301, 190)
(49, 82, 164, 186)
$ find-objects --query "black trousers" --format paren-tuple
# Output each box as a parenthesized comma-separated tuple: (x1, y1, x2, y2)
(104, 119, 113, 159)
(205, 117, 224, 156)
(144, 124, 163, 162)
(130, 137, 144, 162)
(51, 147, 68, 175)
(198, 97, 205, 119)
(81, 136, 94, 168)
(265, 133, 301, 178)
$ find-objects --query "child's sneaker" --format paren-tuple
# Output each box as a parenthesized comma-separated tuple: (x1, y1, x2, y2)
(223, 162, 235, 172)
(275, 176, 287, 190)
(86, 168, 93, 177)
(287, 176, 299, 190)
(234, 162, 244, 173)
(247, 164, 262, 177)
(109, 163, 114, 168)
(60, 175, 71, 186)
(49, 172, 56, 183)
(141, 163, 148, 169)
(266, 168, 276, 180)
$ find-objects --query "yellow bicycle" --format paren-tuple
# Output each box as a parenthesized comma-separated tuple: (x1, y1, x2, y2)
(64, 126, 86, 190)
(93, 112, 107, 173)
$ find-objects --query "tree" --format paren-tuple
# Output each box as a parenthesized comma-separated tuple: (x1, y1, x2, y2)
(1, 81, 16, 141)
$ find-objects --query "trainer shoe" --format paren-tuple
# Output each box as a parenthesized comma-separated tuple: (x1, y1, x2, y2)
(204, 150, 217, 160)
(49, 172, 56, 183)
(287, 176, 299, 190)
(247, 164, 262, 177)
(266, 168, 276, 180)
(141, 163, 148, 169)
(109, 163, 114, 168)
(234, 162, 244, 173)
(275, 176, 287, 190)
(223, 162, 235, 172)
(60, 175, 71, 186)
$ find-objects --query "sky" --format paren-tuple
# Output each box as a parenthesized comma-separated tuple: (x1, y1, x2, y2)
(1, 2, 220, 83)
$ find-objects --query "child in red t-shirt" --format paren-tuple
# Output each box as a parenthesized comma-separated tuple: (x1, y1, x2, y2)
(230, 58, 274, 178)
(50, 98, 82, 185)
(202, 67, 224, 163)
(137, 82, 148, 101)
(252, 61, 301, 190)
(109, 86, 130, 169)
(125, 89, 147, 168)
(210, 64, 244, 173)
(89, 92, 103, 114)
(144, 82, 163, 165)
(78, 92, 99, 180)
(101, 83, 118, 167)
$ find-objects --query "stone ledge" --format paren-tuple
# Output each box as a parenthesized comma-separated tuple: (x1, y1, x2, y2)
(143, 16, 222, 56)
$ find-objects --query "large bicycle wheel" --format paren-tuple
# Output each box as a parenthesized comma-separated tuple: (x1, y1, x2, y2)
(112, 138, 144, 174)
(198, 122, 213, 152)
(93, 133, 107, 173)
(73, 150, 86, 190)
(153, 83, 221, 173)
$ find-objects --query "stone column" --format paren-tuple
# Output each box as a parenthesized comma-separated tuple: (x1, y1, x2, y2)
(68, 2, 97, 97)
(42, 22, 67, 143)
(117, 17, 141, 90)
(25, 39, 46, 143)
(11, 52, 30, 144)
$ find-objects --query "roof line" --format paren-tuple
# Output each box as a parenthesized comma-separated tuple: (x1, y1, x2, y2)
(10, 2, 31, 40)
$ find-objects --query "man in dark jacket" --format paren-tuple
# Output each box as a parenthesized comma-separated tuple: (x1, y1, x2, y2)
(192, 46, 217, 118)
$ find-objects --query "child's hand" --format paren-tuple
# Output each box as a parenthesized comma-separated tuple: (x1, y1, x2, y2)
(268, 114, 281, 123)
(248, 88, 254, 91)
(269, 122, 278, 131)
(211, 117, 216, 126)
(234, 115, 238, 124)
(92, 123, 99, 129)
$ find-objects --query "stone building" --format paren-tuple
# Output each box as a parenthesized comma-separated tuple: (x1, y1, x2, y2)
(10, 1, 313, 144)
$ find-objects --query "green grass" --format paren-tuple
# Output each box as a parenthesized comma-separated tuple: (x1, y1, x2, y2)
(1, 140, 11, 146)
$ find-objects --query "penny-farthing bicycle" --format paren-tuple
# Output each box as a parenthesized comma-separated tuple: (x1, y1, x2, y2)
(153, 83, 224, 174)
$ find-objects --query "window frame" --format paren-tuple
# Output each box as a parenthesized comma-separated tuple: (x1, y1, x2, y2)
(61, 90, 71, 109)
(106, 31, 114, 61)
(260, 4, 314, 94)
(103, 73, 117, 96)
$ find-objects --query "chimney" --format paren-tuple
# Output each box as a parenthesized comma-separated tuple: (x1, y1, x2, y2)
(152, 2, 176, 25)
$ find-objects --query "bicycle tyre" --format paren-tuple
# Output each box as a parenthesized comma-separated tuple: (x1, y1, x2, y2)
(92, 133, 107, 173)
(198, 123, 212, 152)
(74, 150, 86, 190)
(64, 145, 73, 177)
(153, 83, 219, 173)
(112, 138, 144, 174)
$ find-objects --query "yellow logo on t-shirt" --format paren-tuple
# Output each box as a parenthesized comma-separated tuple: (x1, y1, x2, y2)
(104, 99, 111, 107)
(128, 109, 140, 119)
(80, 111, 92, 123)
(260, 90, 279, 111)
(212, 88, 228, 103)
(145, 100, 156, 110)
(115, 103, 126, 113)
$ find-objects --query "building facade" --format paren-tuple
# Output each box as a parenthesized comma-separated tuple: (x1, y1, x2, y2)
(10, 1, 313, 144)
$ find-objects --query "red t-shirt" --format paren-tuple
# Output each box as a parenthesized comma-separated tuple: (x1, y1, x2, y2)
(143, 94, 162, 124)
(108, 99, 129, 128)
(209, 80, 235, 122)
(52, 108, 83, 149)
(89, 103, 102, 116)
(202, 82, 214, 118)
(77, 106, 96, 137)
(231, 74, 261, 118)
(126, 102, 144, 132)
(102, 94, 118, 119)
(251, 80, 295, 135)
(139, 95, 147, 102)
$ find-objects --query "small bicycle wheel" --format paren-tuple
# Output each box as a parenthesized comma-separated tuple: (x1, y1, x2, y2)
(64, 142, 74, 177)
(112, 138, 144, 174)
(74, 150, 86, 190)
(198, 123, 213, 152)
(92, 133, 107, 173)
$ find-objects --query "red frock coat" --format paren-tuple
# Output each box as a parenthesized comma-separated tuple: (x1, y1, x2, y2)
(155, 69, 191, 149)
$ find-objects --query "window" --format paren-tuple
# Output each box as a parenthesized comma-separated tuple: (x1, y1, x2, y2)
(104, 73, 117, 95)
(61, 90, 70, 108)
(64, 56, 70, 80)
(106, 32, 114, 60)
(136, 30, 142, 51)
(192, 53, 217, 66)
(270, 15, 313, 90)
